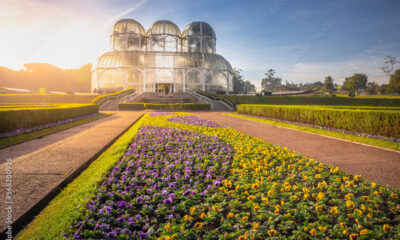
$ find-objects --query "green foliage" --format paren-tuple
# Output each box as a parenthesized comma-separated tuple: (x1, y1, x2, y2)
(17, 114, 146, 240)
(119, 103, 210, 110)
(387, 69, 400, 94)
(0, 94, 97, 103)
(323, 76, 334, 93)
(91, 89, 134, 104)
(232, 68, 256, 94)
(237, 104, 400, 138)
(343, 73, 368, 92)
(0, 104, 98, 133)
(261, 69, 282, 91)
(222, 95, 400, 106)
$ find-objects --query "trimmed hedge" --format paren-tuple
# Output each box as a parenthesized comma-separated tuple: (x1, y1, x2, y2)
(0, 94, 97, 104)
(237, 104, 400, 138)
(0, 104, 98, 133)
(223, 95, 400, 106)
(91, 89, 134, 104)
(119, 103, 210, 110)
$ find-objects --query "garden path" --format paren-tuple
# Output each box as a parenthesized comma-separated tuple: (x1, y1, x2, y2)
(0, 111, 143, 233)
(198, 112, 400, 189)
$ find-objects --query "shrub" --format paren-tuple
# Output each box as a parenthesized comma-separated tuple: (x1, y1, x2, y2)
(118, 103, 210, 110)
(237, 104, 400, 138)
(91, 89, 134, 104)
(0, 104, 98, 133)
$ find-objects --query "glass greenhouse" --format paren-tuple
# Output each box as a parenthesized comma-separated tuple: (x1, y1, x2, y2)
(92, 19, 233, 94)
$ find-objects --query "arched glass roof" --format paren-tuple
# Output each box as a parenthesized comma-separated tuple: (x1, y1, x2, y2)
(113, 19, 146, 36)
(147, 20, 181, 37)
(182, 21, 216, 39)
(95, 51, 231, 71)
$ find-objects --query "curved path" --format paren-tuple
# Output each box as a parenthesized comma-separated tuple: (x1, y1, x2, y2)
(197, 112, 400, 189)
(0, 111, 143, 232)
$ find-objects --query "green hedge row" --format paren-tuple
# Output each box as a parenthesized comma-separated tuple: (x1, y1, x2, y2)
(237, 104, 400, 138)
(223, 95, 400, 106)
(91, 89, 134, 104)
(119, 103, 210, 110)
(0, 104, 98, 133)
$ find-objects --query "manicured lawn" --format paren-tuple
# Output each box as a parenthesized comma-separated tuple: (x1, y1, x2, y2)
(0, 113, 109, 149)
(20, 112, 399, 239)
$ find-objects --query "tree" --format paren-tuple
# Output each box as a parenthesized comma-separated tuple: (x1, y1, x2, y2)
(387, 69, 400, 94)
(323, 76, 334, 93)
(232, 68, 245, 94)
(261, 69, 282, 91)
(243, 81, 256, 94)
(366, 81, 379, 95)
(343, 73, 368, 93)
(381, 56, 399, 75)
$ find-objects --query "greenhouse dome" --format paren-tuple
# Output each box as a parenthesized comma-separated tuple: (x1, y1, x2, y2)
(92, 19, 233, 94)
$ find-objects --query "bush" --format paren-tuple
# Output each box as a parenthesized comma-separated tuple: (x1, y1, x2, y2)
(237, 104, 400, 138)
(119, 103, 210, 110)
(223, 95, 400, 106)
(91, 89, 134, 104)
(0, 94, 97, 104)
(0, 104, 98, 133)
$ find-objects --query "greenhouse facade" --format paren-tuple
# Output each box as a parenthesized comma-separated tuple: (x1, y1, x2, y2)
(92, 19, 233, 94)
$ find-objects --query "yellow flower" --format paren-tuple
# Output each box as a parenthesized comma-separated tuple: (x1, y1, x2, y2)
(248, 195, 255, 201)
(164, 236, 171, 240)
(200, 212, 207, 219)
(343, 230, 349, 235)
(254, 205, 261, 212)
(346, 200, 355, 209)
(349, 233, 359, 240)
(362, 196, 369, 201)
(345, 193, 354, 200)
(371, 182, 377, 188)
(354, 175, 360, 181)
(340, 222, 346, 228)
(330, 206, 338, 214)
(238, 235, 246, 240)
(391, 193, 398, 198)
(383, 224, 392, 232)
(262, 197, 269, 204)
(316, 192, 324, 201)
(252, 183, 259, 189)
(330, 167, 339, 173)
(284, 213, 291, 217)
(315, 204, 323, 212)
(190, 206, 196, 215)
(309, 228, 316, 236)
(354, 209, 362, 216)
(360, 229, 369, 235)
(242, 216, 249, 222)
(212, 205, 219, 212)
(194, 222, 203, 230)
(303, 193, 309, 200)
(252, 222, 260, 229)
(165, 223, 171, 230)
(267, 189, 275, 196)
(318, 226, 327, 231)
(267, 229, 277, 236)
(315, 174, 321, 179)
(180, 226, 184, 232)
(227, 212, 234, 218)
(225, 180, 232, 188)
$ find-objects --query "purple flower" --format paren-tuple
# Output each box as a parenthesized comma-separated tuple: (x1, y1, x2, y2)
(137, 196, 143, 203)
(162, 197, 173, 204)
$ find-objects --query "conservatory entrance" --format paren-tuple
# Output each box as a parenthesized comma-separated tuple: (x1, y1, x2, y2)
(156, 83, 173, 94)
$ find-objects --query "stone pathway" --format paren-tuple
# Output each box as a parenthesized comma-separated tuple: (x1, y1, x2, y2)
(197, 112, 400, 189)
(0, 111, 143, 232)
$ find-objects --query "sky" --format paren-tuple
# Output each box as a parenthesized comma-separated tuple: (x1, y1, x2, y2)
(1, 0, 400, 90)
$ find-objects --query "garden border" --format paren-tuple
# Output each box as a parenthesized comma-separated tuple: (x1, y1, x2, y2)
(0, 113, 144, 238)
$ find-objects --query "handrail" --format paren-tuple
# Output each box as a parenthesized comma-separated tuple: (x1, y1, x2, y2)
(196, 90, 235, 109)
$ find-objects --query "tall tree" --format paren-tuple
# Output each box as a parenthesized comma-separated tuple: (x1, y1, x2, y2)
(343, 73, 368, 93)
(323, 76, 334, 93)
(366, 81, 380, 95)
(381, 56, 399, 75)
(243, 81, 256, 93)
(387, 69, 400, 94)
(261, 69, 282, 91)
(232, 68, 245, 93)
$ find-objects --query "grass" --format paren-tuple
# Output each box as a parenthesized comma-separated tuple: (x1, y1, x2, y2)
(16, 114, 147, 240)
(225, 112, 400, 152)
(0, 113, 109, 149)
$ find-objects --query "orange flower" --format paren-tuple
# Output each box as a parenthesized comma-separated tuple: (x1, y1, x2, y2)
(242, 216, 248, 222)
(267, 229, 277, 236)
(238, 235, 246, 240)
(383, 224, 392, 232)
(349, 233, 359, 240)
(346, 200, 355, 209)
(227, 212, 234, 218)
(194, 222, 203, 230)
(330, 206, 338, 214)
(360, 229, 369, 235)
(309, 228, 316, 236)
(248, 195, 255, 201)
(254, 205, 261, 212)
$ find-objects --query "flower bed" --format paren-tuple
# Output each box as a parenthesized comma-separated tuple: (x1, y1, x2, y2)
(73, 125, 234, 239)
(69, 113, 400, 239)
(167, 115, 225, 128)
(149, 112, 175, 117)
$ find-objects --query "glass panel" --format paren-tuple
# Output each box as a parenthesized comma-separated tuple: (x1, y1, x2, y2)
(205, 71, 227, 94)
(152, 36, 164, 51)
(156, 69, 173, 83)
(98, 70, 124, 93)
(155, 55, 174, 68)
(188, 37, 200, 53)
(165, 36, 177, 52)
(186, 70, 202, 90)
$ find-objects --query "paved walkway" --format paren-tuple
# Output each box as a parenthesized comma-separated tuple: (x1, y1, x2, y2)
(198, 112, 400, 189)
(0, 111, 143, 232)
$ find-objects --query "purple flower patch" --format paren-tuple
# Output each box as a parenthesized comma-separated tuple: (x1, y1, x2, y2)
(167, 115, 225, 128)
(73, 125, 234, 239)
